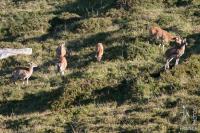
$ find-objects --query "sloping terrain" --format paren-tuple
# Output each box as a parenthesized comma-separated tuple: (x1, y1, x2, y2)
(0, 0, 200, 132)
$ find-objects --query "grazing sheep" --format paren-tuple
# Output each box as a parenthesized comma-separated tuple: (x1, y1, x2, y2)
(149, 26, 181, 51)
(12, 62, 37, 85)
(57, 56, 67, 75)
(95, 43, 104, 62)
(164, 38, 187, 70)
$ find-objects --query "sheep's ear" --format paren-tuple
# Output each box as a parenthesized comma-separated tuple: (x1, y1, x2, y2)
(182, 38, 186, 43)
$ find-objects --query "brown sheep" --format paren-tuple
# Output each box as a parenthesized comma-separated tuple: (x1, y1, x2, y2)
(95, 43, 104, 62)
(164, 38, 187, 70)
(12, 62, 37, 85)
(149, 26, 181, 51)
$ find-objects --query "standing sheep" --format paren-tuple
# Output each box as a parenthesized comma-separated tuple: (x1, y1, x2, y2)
(149, 26, 181, 51)
(95, 43, 104, 62)
(164, 38, 187, 70)
(12, 62, 37, 85)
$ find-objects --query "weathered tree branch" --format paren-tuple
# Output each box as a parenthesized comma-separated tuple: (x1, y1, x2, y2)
(0, 48, 32, 59)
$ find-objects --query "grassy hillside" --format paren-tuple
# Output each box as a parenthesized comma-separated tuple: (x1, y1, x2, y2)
(0, 0, 200, 132)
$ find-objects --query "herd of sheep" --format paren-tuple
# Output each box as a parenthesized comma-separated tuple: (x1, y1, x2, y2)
(11, 25, 187, 84)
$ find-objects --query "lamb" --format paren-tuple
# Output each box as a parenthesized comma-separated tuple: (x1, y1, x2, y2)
(12, 62, 37, 85)
(149, 26, 181, 51)
(164, 38, 187, 70)
(57, 56, 67, 75)
(95, 43, 104, 62)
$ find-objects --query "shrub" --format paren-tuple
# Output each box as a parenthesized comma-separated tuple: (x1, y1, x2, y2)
(73, 17, 113, 33)
(126, 43, 144, 60)
(63, 0, 116, 17)
(126, 40, 153, 60)
(164, 0, 194, 7)
(7, 12, 50, 39)
(157, 13, 193, 35)
(116, 0, 164, 9)
(157, 14, 175, 28)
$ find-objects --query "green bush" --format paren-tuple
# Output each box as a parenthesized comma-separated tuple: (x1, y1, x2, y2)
(63, 0, 116, 17)
(126, 43, 144, 60)
(116, 0, 164, 9)
(157, 13, 192, 35)
(73, 17, 113, 33)
(7, 12, 50, 39)
(157, 14, 175, 27)
(126, 40, 152, 60)
(164, 0, 194, 7)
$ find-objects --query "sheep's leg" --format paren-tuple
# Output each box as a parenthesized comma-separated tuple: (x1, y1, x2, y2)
(14, 79, 17, 85)
(165, 57, 174, 70)
(159, 42, 164, 53)
(167, 57, 174, 68)
(27, 78, 29, 85)
(165, 60, 169, 70)
(98, 56, 102, 62)
(169, 57, 174, 62)
(61, 71, 64, 76)
(162, 44, 165, 52)
(165, 59, 169, 70)
(175, 58, 180, 65)
(149, 36, 154, 43)
(22, 77, 27, 85)
(13, 77, 17, 85)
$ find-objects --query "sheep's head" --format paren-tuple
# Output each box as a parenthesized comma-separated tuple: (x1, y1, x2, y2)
(182, 38, 188, 46)
(28, 62, 38, 68)
(175, 36, 181, 44)
(174, 36, 188, 46)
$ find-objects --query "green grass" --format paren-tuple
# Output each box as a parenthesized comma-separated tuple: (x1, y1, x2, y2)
(0, 0, 200, 132)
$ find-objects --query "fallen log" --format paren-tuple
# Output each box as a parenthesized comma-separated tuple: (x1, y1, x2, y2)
(0, 48, 32, 59)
